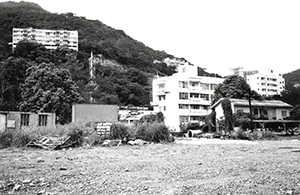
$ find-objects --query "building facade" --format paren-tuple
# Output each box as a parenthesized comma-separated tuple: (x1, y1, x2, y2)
(0, 111, 56, 132)
(151, 64, 224, 132)
(230, 67, 285, 96)
(12, 27, 78, 51)
(211, 98, 293, 121)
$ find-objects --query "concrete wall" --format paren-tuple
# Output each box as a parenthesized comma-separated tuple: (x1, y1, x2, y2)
(72, 104, 118, 123)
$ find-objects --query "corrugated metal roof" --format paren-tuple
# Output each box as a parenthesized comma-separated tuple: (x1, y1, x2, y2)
(211, 98, 293, 108)
(230, 98, 293, 108)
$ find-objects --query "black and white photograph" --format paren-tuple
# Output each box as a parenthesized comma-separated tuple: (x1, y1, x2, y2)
(1, 0, 300, 194)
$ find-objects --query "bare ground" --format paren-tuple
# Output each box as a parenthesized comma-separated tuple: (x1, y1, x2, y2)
(1, 137, 300, 195)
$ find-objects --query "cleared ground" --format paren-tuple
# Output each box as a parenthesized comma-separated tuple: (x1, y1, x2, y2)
(1, 137, 300, 195)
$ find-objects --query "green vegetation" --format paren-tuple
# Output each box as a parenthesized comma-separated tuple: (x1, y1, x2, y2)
(0, 121, 173, 148)
(0, 1, 178, 123)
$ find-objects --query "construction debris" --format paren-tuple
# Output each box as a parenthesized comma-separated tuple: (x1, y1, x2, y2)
(102, 139, 122, 147)
(127, 139, 149, 146)
(26, 136, 77, 150)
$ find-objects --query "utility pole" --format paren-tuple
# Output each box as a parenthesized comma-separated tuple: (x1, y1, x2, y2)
(248, 90, 254, 132)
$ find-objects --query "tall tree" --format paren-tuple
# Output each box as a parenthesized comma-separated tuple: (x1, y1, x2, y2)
(19, 63, 82, 124)
(213, 75, 261, 104)
(221, 99, 234, 134)
(0, 57, 31, 110)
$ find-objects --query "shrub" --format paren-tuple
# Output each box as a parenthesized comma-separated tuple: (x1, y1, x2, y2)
(136, 122, 172, 142)
(261, 130, 277, 140)
(233, 111, 251, 130)
(230, 129, 278, 140)
(67, 124, 85, 147)
(230, 129, 251, 140)
(0, 130, 14, 148)
(0, 129, 35, 148)
(12, 130, 31, 147)
(110, 123, 130, 140)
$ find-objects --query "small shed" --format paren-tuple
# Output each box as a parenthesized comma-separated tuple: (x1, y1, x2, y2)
(72, 104, 118, 123)
(0, 111, 56, 132)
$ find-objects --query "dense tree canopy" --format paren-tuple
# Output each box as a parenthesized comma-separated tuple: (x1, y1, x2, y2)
(213, 75, 261, 104)
(19, 63, 83, 124)
(0, 57, 31, 110)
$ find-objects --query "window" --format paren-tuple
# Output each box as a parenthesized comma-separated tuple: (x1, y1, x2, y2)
(191, 82, 199, 87)
(179, 92, 188, 99)
(179, 116, 189, 123)
(190, 116, 201, 121)
(158, 84, 165, 89)
(190, 93, 199, 98)
(179, 81, 188, 88)
(190, 105, 200, 109)
(210, 84, 217, 90)
(39, 115, 48, 126)
(179, 104, 189, 109)
(158, 95, 165, 101)
(200, 83, 209, 90)
(21, 114, 29, 126)
(200, 93, 209, 101)
(281, 111, 287, 117)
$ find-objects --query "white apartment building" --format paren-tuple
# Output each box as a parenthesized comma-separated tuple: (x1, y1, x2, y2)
(230, 67, 285, 96)
(152, 64, 224, 132)
(12, 27, 78, 51)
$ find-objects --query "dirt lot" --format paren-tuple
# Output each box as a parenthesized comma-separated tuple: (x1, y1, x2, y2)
(1, 137, 300, 195)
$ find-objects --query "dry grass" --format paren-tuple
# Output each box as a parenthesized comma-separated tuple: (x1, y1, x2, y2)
(1, 138, 300, 194)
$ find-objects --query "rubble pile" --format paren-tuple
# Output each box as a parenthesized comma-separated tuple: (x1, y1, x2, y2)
(26, 136, 76, 150)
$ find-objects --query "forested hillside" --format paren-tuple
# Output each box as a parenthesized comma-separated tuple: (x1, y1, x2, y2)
(283, 69, 300, 89)
(0, 1, 183, 124)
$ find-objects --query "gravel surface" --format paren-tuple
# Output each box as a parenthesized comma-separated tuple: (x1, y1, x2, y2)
(1, 138, 300, 194)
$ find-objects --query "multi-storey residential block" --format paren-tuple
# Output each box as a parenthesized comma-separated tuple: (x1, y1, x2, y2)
(151, 64, 224, 132)
(12, 27, 78, 51)
(230, 67, 285, 96)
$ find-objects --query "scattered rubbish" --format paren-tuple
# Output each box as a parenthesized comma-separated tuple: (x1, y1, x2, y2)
(22, 179, 31, 184)
(102, 139, 122, 147)
(128, 139, 149, 146)
(26, 136, 77, 150)
(12, 184, 21, 191)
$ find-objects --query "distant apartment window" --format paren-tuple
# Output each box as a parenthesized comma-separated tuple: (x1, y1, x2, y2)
(179, 116, 189, 123)
(191, 105, 200, 109)
(179, 81, 188, 88)
(200, 83, 209, 90)
(201, 105, 210, 110)
(190, 116, 201, 121)
(210, 84, 217, 90)
(190, 93, 199, 98)
(158, 84, 165, 89)
(179, 104, 189, 109)
(191, 82, 199, 87)
(21, 114, 30, 126)
(200, 94, 209, 101)
(39, 115, 48, 126)
(158, 95, 165, 101)
(179, 92, 188, 99)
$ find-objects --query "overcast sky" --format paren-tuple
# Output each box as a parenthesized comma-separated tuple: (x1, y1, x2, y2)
(4, 0, 300, 76)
